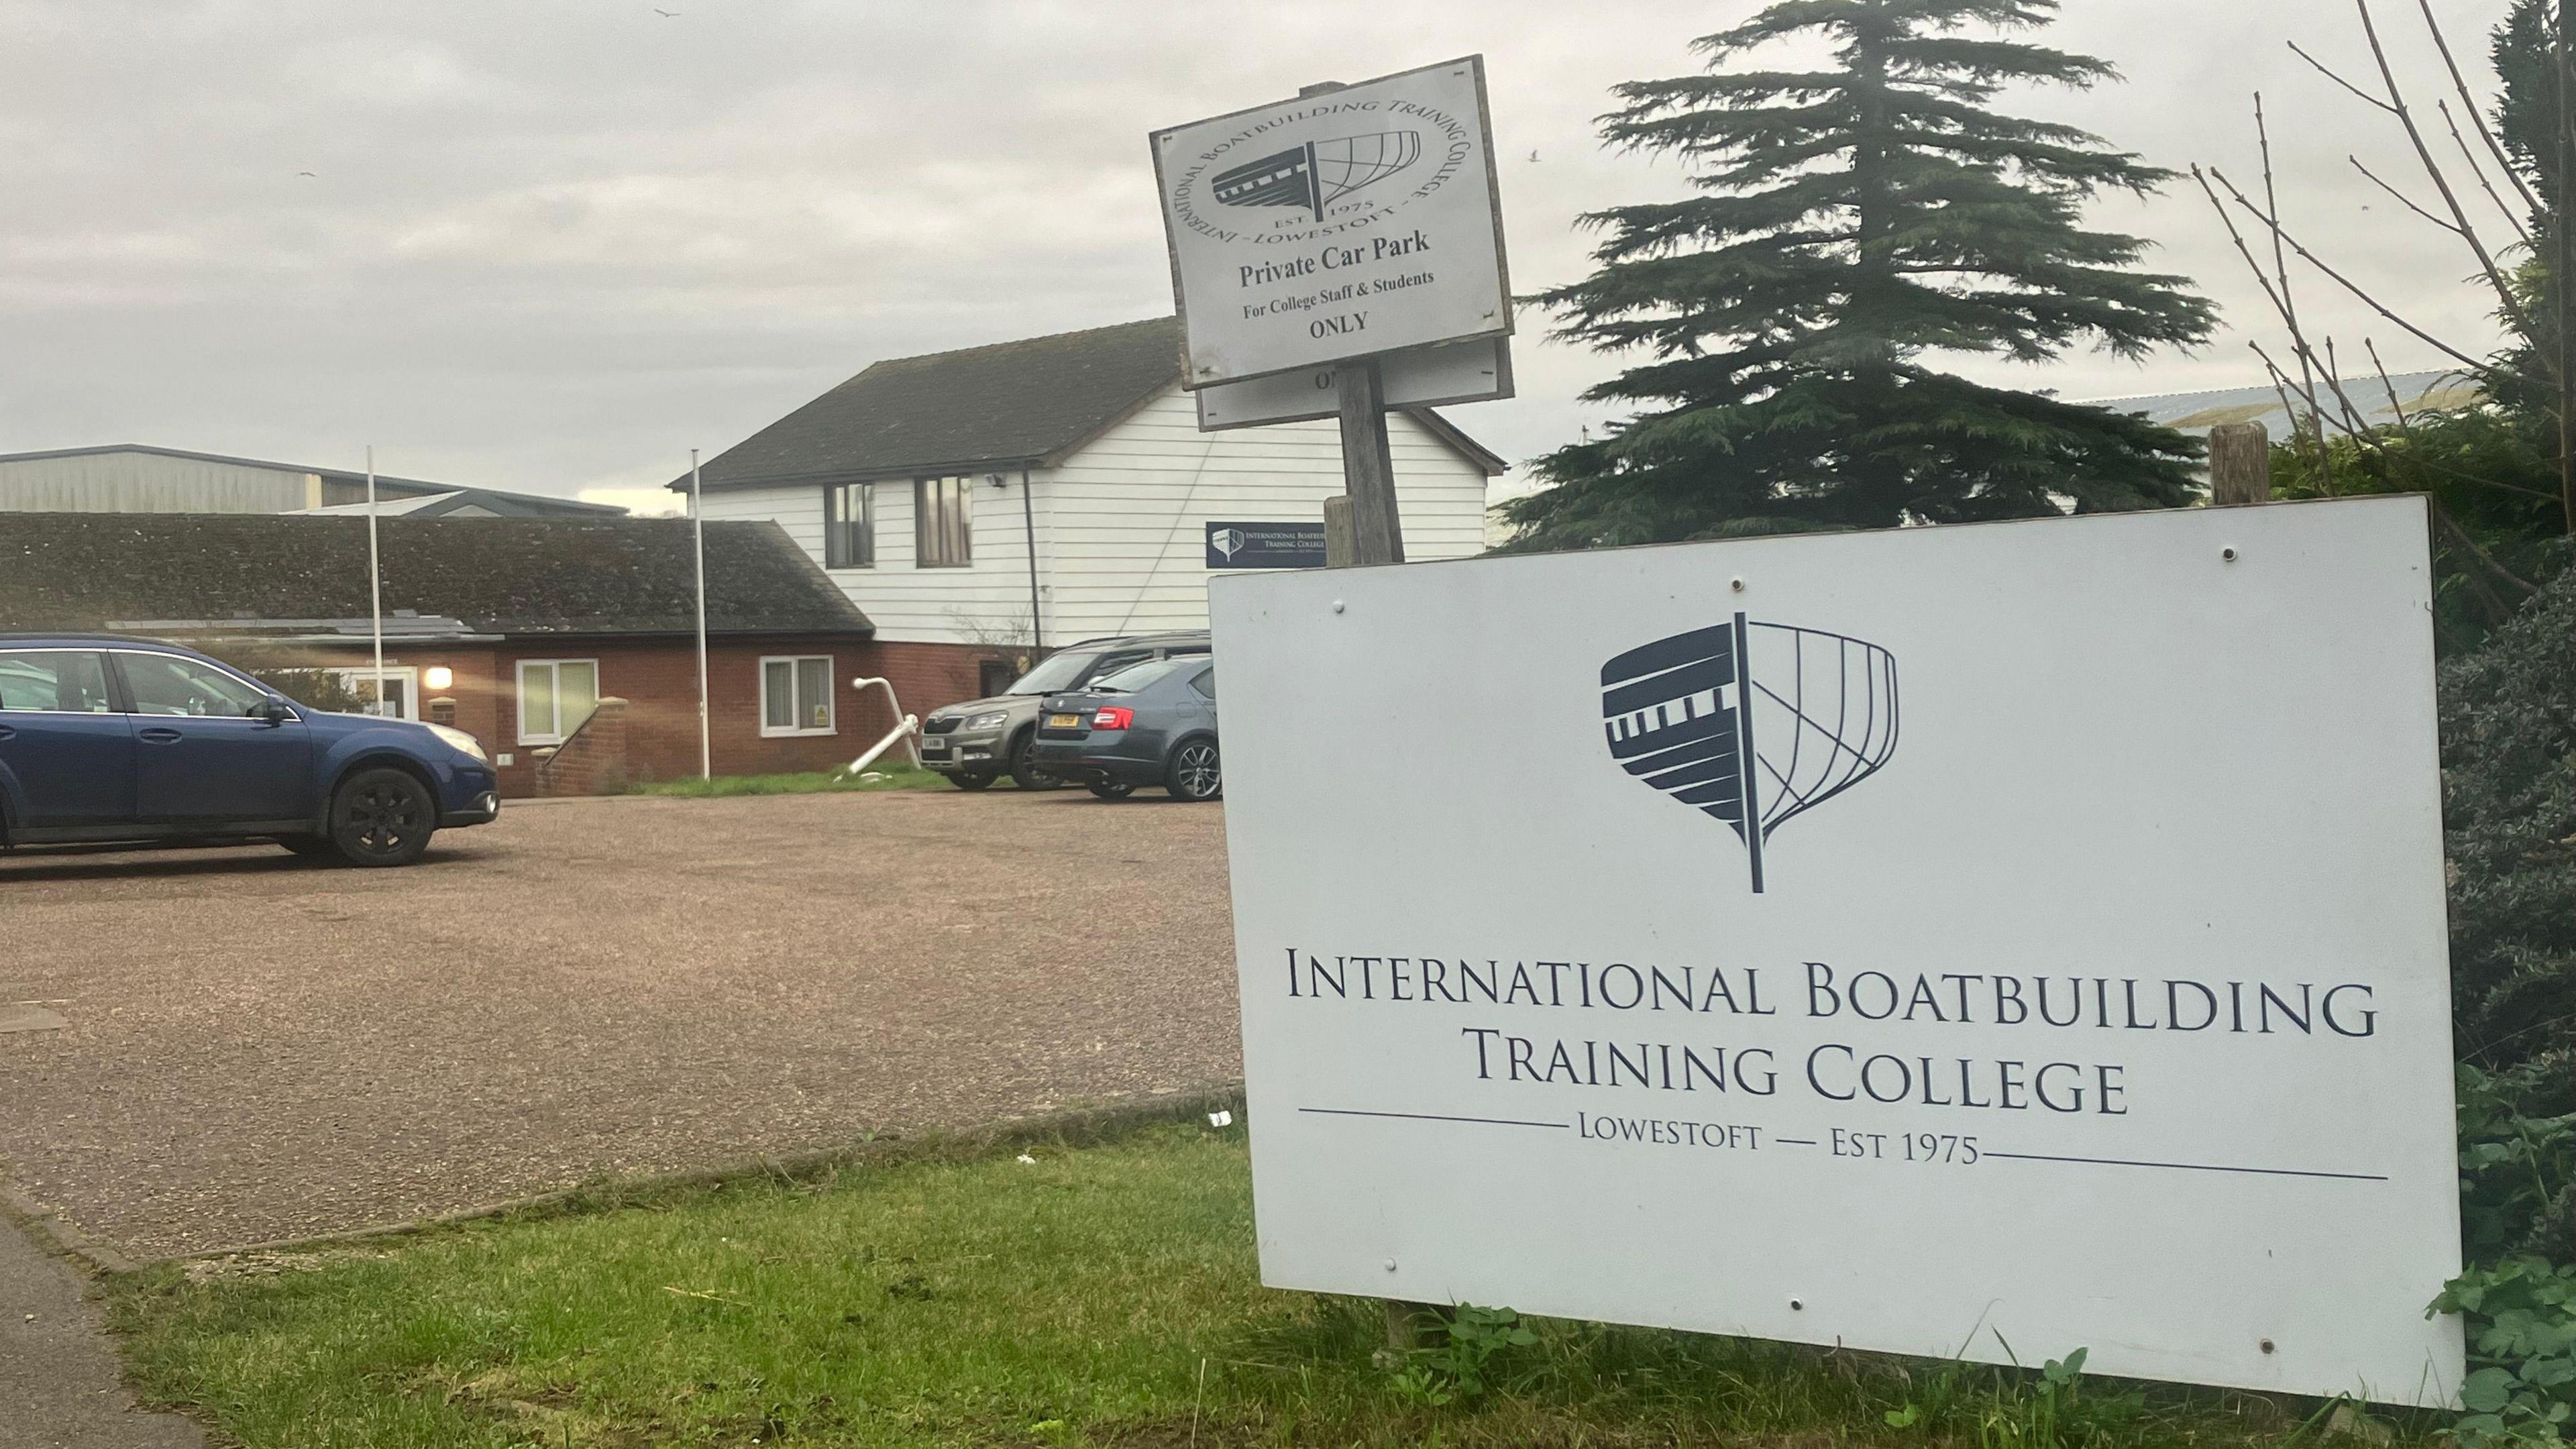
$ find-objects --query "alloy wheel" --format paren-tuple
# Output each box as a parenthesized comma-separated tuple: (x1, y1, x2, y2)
(1173, 742, 1221, 800)
(348, 782, 423, 856)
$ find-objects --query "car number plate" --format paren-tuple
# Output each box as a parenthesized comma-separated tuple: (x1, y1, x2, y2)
(1047, 713, 1081, 729)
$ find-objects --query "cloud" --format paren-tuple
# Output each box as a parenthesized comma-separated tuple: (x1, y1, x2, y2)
(0, 0, 2522, 502)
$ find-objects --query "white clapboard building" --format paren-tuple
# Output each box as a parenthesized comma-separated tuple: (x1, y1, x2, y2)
(674, 316, 1505, 706)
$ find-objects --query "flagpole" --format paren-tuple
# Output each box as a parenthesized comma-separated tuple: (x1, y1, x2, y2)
(366, 445, 385, 716)
(691, 449, 710, 780)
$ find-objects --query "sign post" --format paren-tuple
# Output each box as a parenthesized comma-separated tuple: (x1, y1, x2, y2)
(1336, 358, 1403, 566)
(1155, 59, 1518, 1344)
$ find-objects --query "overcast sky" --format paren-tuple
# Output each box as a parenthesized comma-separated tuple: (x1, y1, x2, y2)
(0, 0, 2527, 514)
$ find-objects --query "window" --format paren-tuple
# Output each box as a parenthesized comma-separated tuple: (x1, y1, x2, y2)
(516, 659, 599, 745)
(117, 652, 272, 717)
(914, 476, 971, 566)
(1090, 657, 1191, 692)
(0, 650, 112, 713)
(761, 655, 835, 737)
(1079, 650, 1152, 686)
(824, 482, 874, 568)
(1191, 665, 1216, 700)
(1006, 649, 1093, 696)
(332, 667, 418, 720)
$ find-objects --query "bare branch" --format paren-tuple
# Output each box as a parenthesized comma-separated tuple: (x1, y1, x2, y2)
(2350, 154, 2464, 233)
(2418, 0, 2543, 216)
(2361, 337, 2564, 506)
(2288, 39, 2396, 112)
(2259, 95, 2336, 468)
(2351, 0, 2548, 360)
(2207, 164, 2497, 374)
(2325, 337, 2375, 436)
(2438, 99, 2533, 244)
(2259, 341, 2561, 506)
(2253, 342, 2388, 491)
(2366, 337, 2416, 433)
(2258, 357, 2336, 494)
(2196, 166, 2326, 352)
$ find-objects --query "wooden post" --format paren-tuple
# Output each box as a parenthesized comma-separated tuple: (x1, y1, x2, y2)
(2208, 421, 2273, 506)
(1329, 358, 1428, 1352)
(1336, 358, 1404, 564)
(1322, 494, 1356, 568)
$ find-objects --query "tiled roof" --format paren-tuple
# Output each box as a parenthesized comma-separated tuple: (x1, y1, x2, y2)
(0, 515, 871, 637)
(682, 317, 1187, 489)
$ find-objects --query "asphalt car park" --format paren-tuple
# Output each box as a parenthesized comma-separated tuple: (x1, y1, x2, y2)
(0, 788, 1240, 1263)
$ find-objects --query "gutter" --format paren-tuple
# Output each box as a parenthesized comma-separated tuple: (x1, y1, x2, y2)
(669, 455, 1049, 494)
(1020, 466, 1042, 651)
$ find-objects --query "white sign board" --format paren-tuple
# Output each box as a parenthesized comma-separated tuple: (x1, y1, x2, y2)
(1152, 56, 1510, 387)
(1195, 337, 1514, 432)
(1212, 497, 2461, 1404)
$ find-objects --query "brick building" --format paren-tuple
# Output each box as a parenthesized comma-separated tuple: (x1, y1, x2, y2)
(0, 513, 909, 796)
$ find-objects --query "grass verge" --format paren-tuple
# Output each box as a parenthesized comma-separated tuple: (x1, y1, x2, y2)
(631, 765, 951, 798)
(111, 1121, 2416, 1448)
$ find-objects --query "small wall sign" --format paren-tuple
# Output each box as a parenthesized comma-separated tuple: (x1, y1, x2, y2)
(1206, 521, 1328, 570)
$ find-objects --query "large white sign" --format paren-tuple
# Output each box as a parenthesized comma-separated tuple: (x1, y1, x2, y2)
(1195, 337, 1513, 432)
(1211, 497, 2462, 1404)
(1152, 56, 1510, 387)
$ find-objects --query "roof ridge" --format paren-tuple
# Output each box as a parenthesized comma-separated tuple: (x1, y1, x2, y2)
(837, 315, 1177, 383)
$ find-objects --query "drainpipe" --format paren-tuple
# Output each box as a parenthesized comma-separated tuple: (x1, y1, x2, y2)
(1020, 466, 1042, 651)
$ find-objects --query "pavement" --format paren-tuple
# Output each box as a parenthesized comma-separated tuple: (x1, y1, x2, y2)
(0, 1217, 201, 1448)
(0, 787, 1242, 1263)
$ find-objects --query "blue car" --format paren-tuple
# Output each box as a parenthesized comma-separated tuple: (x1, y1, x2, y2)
(0, 635, 499, 867)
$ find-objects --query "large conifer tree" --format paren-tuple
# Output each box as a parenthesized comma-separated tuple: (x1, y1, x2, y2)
(1501, 0, 2217, 549)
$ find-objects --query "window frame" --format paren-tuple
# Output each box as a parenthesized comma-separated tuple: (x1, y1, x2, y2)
(913, 475, 973, 568)
(515, 657, 601, 746)
(823, 481, 875, 570)
(759, 654, 838, 738)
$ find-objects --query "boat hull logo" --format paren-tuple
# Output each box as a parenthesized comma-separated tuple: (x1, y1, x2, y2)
(1601, 612, 1898, 893)
(1211, 132, 1421, 224)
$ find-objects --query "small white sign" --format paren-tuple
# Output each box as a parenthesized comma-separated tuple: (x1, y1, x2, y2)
(1195, 337, 1513, 432)
(1210, 497, 2462, 1404)
(1152, 57, 1511, 388)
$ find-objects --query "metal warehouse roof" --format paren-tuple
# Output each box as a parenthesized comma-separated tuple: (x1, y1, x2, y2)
(0, 443, 627, 517)
(2082, 370, 2481, 438)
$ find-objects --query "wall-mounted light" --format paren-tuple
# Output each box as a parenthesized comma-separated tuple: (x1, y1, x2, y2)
(985, 472, 1009, 489)
(423, 665, 455, 692)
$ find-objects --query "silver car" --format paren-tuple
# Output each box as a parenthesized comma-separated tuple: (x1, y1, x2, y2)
(916, 631, 1211, 790)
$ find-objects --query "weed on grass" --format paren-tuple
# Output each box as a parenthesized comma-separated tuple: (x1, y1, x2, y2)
(108, 1122, 2437, 1448)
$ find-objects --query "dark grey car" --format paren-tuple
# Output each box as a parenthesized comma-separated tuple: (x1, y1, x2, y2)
(1028, 656, 1220, 801)
(916, 631, 1210, 790)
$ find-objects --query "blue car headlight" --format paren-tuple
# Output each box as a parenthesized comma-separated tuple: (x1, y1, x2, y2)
(425, 722, 489, 764)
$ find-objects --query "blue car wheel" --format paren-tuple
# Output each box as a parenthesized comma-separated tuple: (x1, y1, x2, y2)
(329, 767, 437, 867)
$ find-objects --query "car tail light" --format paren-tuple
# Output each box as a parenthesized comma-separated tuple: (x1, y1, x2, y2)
(1092, 706, 1134, 731)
